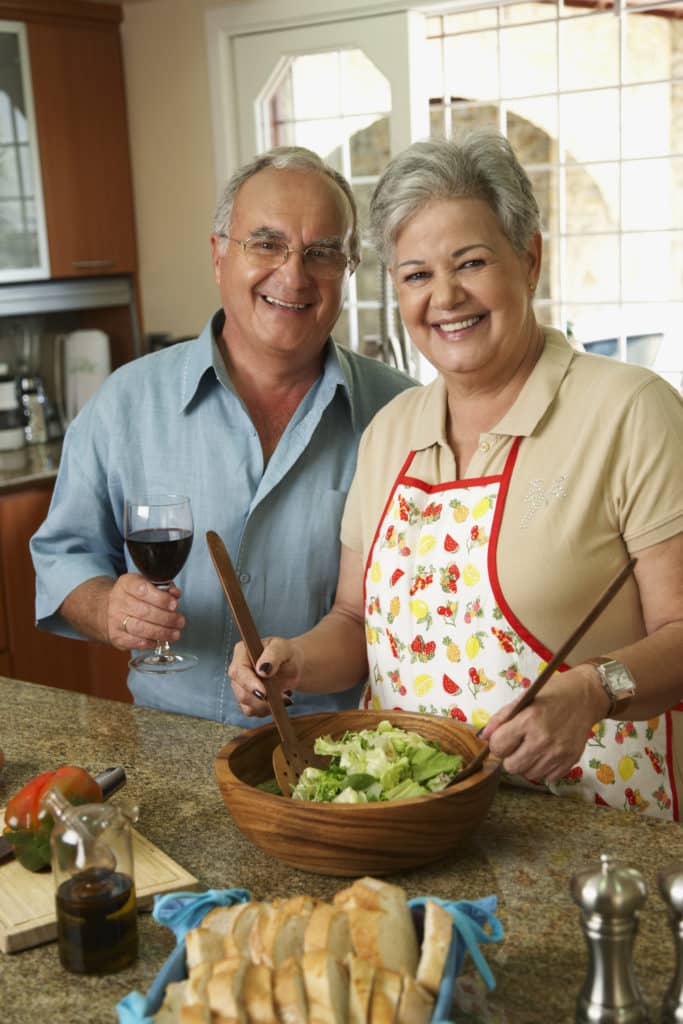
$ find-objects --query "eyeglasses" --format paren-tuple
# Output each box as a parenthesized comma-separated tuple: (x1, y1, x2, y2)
(221, 235, 358, 280)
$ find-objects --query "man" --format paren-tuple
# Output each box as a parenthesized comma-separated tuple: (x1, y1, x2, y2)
(30, 147, 414, 725)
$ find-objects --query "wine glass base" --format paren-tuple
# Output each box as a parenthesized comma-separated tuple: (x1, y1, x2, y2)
(128, 652, 198, 674)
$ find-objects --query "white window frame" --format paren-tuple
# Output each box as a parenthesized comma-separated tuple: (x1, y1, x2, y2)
(0, 20, 50, 282)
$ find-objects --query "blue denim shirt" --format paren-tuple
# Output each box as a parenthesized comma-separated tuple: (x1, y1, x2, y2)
(31, 312, 415, 725)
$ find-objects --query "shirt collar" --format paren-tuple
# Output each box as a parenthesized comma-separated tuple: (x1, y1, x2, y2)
(179, 309, 352, 416)
(407, 325, 576, 451)
(179, 310, 223, 411)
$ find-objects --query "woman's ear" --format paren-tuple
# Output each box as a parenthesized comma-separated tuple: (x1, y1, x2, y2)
(527, 231, 543, 289)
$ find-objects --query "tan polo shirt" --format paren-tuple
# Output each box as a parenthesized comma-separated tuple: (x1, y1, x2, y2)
(342, 326, 683, 667)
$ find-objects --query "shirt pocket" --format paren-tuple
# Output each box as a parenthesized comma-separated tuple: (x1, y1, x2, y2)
(300, 488, 347, 623)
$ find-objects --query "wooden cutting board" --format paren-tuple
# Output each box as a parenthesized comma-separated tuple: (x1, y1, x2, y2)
(0, 815, 200, 953)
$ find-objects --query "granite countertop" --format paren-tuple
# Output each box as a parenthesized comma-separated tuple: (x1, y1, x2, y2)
(0, 440, 62, 493)
(2, 676, 681, 1023)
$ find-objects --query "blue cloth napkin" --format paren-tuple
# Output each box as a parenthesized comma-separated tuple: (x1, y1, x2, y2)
(117, 887, 502, 1024)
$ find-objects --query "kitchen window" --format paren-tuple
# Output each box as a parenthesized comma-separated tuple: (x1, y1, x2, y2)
(424, 0, 683, 388)
(0, 21, 49, 282)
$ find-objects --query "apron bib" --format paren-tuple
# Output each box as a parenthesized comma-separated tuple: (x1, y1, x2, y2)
(361, 440, 676, 820)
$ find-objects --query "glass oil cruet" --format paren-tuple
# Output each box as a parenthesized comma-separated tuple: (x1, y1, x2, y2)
(41, 787, 139, 974)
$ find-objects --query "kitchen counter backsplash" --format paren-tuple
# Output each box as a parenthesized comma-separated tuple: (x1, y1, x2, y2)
(0, 439, 61, 492)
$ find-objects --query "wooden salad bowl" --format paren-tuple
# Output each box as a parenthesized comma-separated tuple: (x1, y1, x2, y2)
(215, 710, 501, 876)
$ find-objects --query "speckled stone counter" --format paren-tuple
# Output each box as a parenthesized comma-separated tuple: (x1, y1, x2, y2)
(0, 440, 61, 493)
(2, 676, 681, 1023)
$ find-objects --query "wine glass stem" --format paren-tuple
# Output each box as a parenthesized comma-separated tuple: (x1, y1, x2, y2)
(154, 640, 172, 659)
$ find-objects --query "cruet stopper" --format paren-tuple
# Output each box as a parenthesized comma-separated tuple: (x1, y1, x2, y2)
(570, 852, 650, 1024)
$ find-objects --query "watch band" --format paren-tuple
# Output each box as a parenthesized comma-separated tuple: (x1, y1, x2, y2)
(585, 656, 635, 717)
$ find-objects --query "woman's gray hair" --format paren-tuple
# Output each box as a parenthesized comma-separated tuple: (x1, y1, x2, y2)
(213, 146, 360, 262)
(369, 131, 541, 264)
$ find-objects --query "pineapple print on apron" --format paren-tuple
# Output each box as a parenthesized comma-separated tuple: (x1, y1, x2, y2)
(361, 438, 677, 820)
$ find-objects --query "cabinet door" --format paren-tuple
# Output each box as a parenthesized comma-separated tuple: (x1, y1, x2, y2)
(0, 484, 131, 701)
(26, 19, 137, 277)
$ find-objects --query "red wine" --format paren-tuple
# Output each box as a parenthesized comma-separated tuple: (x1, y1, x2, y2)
(126, 528, 193, 583)
(56, 867, 138, 974)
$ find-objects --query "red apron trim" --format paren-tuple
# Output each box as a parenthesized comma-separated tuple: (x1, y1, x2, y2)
(403, 473, 506, 492)
(486, 438, 568, 669)
(665, 708, 680, 821)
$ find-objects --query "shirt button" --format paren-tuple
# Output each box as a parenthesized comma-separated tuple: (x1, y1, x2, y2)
(239, 572, 251, 584)
(479, 440, 491, 453)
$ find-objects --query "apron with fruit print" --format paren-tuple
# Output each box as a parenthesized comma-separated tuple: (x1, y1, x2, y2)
(360, 439, 677, 820)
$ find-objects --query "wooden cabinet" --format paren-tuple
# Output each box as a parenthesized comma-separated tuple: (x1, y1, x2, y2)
(0, 1, 138, 281)
(0, 482, 130, 700)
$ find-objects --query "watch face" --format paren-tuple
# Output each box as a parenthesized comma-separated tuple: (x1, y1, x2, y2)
(603, 661, 636, 697)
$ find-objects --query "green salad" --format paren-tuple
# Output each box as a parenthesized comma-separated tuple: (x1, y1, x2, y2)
(291, 719, 464, 803)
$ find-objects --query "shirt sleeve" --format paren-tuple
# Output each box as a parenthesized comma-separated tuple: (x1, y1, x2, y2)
(612, 375, 683, 552)
(30, 396, 126, 639)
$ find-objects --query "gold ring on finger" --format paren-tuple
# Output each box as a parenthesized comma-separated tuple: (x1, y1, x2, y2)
(122, 615, 131, 633)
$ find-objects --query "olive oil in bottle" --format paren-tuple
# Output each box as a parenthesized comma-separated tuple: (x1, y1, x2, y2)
(56, 866, 138, 974)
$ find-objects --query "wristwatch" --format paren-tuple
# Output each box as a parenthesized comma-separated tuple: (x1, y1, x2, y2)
(585, 657, 636, 717)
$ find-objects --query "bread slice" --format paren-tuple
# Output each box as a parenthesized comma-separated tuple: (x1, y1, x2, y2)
(334, 878, 419, 975)
(415, 900, 453, 996)
(203, 902, 252, 937)
(347, 954, 376, 1024)
(396, 975, 434, 1024)
(153, 979, 189, 1023)
(369, 967, 402, 1024)
(179, 1007, 211, 1024)
(224, 902, 263, 961)
(304, 903, 352, 961)
(185, 926, 226, 970)
(242, 962, 276, 1023)
(302, 950, 349, 1024)
(207, 957, 250, 1023)
(186, 962, 212, 1005)
(249, 895, 317, 969)
(248, 903, 278, 966)
(273, 956, 309, 1024)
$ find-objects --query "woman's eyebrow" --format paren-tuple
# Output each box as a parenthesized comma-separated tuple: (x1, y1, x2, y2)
(396, 243, 494, 269)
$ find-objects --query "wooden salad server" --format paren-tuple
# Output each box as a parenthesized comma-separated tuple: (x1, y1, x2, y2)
(449, 557, 638, 786)
(206, 530, 326, 796)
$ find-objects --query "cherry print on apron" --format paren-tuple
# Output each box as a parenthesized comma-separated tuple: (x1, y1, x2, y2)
(361, 439, 676, 820)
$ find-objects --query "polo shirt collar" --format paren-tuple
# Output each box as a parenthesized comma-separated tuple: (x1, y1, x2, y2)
(408, 325, 575, 452)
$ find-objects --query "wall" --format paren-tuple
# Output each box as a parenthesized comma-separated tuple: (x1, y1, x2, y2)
(120, 0, 228, 338)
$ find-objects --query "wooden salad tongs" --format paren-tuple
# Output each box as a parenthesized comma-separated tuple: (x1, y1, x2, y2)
(449, 557, 638, 786)
(206, 530, 326, 796)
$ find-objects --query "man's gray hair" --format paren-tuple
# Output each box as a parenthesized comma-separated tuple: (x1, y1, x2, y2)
(369, 131, 541, 264)
(213, 146, 360, 262)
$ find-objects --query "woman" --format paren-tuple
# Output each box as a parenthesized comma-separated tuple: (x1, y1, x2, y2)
(230, 132, 683, 819)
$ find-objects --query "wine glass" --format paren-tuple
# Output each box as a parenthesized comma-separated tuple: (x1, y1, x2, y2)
(124, 494, 198, 673)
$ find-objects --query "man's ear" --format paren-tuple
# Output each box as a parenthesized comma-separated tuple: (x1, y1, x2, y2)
(210, 234, 223, 283)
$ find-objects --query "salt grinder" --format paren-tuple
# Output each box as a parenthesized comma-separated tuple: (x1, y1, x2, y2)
(658, 863, 683, 1024)
(570, 853, 650, 1024)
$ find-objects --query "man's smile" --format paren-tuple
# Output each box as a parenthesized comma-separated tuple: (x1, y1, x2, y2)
(262, 294, 310, 311)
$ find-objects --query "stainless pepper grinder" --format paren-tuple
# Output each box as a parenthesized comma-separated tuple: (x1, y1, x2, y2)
(658, 863, 683, 1023)
(570, 852, 650, 1024)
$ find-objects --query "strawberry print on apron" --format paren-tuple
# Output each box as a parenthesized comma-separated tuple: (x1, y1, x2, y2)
(361, 439, 677, 820)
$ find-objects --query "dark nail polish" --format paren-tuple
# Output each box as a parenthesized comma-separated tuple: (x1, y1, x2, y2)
(283, 689, 293, 697)
(253, 689, 266, 701)
(260, 662, 272, 675)
(283, 697, 293, 707)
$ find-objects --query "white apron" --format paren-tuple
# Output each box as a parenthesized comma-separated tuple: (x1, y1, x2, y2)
(361, 439, 677, 820)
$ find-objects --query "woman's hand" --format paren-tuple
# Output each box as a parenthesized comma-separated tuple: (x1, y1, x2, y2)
(106, 573, 184, 651)
(481, 665, 608, 782)
(228, 638, 302, 717)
